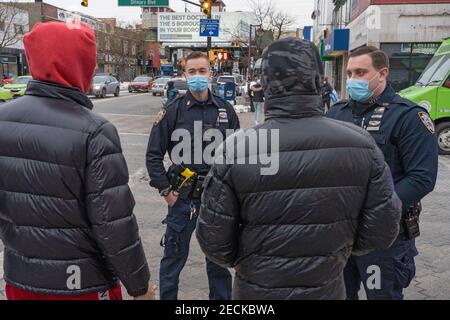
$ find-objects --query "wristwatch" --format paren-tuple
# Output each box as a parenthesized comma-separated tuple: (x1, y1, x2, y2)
(159, 187, 172, 197)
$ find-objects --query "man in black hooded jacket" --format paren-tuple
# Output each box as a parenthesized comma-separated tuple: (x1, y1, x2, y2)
(196, 37, 402, 300)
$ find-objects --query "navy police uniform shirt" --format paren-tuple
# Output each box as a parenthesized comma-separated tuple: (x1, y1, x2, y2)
(146, 90, 240, 191)
(326, 84, 438, 210)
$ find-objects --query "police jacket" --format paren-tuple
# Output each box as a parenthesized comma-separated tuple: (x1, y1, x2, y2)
(146, 90, 240, 192)
(0, 81, 150, 297)
(327, 85, 438, 210)
(196, 38, 402, 300)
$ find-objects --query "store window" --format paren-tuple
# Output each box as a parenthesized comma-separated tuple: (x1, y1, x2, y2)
(381, 43, 440, 92)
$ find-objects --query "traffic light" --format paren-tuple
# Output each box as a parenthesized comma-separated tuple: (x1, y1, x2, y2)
(208, 50, 230, 62)
(208, 50, 216, 62)
(217, 51, 225, 61)
(201, 0, 211, 17)
(81, 0, 88, 7)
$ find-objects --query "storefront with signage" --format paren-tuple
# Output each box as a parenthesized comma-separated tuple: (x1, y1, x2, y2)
(323, 29, 350, 98)
(345, 1, 449, 92)
(312, 0, 449, 97)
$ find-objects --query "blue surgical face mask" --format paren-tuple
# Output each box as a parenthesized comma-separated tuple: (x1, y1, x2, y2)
(346, 72, 380, 102)
(187, 75, 209, 93)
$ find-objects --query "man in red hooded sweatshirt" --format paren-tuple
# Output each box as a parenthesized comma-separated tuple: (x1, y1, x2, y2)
(0, 22, 155, 300)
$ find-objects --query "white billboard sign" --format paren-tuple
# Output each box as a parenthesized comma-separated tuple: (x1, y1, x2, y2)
(158, 12, 255, 43)
(57, 9, 107, 33)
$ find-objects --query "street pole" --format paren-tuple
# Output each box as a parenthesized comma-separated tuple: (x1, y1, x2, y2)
(248, 24, 253, 82)
(248, 24, 254, 112)
(207, 7, 211, 52)
(247, 24, 262, 81)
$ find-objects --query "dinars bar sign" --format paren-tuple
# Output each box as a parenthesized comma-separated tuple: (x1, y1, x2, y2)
(118, 0, 169, 6)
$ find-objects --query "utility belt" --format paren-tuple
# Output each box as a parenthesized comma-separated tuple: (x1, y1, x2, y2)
(167, 164, 206, 200)
(400, 202, 422, 240)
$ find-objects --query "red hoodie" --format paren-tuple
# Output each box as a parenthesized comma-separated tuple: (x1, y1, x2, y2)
(23, 21, 97, 93)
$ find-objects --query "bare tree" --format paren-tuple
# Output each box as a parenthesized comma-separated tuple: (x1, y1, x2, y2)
(246, 0, 297, 40)
(270, 10, 297, 40)
(0, 1, 27, 52)
(247, 0, 274, 31)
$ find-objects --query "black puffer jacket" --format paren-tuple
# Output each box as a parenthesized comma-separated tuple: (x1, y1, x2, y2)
(0, 81, 150, 297)
(196, 38, 402, 300)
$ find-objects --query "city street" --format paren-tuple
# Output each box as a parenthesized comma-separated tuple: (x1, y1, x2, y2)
(0, 91, 449, 300)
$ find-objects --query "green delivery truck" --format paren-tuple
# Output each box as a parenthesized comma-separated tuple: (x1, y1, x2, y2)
(400, 37, 450, 155)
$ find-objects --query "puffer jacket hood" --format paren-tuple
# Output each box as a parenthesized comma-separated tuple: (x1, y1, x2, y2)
(261, 37, 324, 119)
(23, 22, 97, 93)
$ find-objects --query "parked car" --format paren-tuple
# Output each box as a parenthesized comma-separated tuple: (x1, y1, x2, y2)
(0, 87, 13, 102)
(128, 76, 153, 93)
(3, 76, 32, 98)
(91, 75, 120, 98)
(163, 78, 188, 98)
(152, 77, 171, 96)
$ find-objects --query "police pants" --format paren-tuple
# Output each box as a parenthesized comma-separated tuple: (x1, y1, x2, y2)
(344, 234, 418, 300)
(159, 198, 232, 300)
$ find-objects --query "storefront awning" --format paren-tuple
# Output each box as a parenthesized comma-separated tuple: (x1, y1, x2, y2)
(324, 29, 350, 57)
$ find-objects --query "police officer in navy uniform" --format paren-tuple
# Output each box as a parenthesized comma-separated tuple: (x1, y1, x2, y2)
(146, 51, 240, 300)
(327, 46, 438, 300)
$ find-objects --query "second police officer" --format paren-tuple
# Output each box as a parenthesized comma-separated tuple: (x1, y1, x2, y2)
(327, 46, 439, 300)
(146, 51, 240, 300)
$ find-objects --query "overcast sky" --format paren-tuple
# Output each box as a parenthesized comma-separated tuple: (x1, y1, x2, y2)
(17, 0, 314, 28)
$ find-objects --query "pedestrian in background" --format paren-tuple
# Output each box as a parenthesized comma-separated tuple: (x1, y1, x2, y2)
(330, 85, 339, 105)
(0, 21, 154, 301)
(196, 38, 402, 300)
(321, 76, 333, 112)
(250, 80, 264, 125)
(166, 80, 179, 103)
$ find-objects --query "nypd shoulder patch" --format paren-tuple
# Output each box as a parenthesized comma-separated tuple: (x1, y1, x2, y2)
(154, 108, 167, 126)
(418, 111, 435, 134)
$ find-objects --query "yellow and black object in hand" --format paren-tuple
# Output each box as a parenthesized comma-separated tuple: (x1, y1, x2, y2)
(167, 165, 198, 199)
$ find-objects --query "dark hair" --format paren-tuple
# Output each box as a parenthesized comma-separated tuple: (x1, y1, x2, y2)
(185, 51, 210, 65)
(349, 46, 389, 70)
(167, 81, 174, 89)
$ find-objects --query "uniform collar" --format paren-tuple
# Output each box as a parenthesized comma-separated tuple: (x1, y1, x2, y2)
(349, 84, 396, 115)
(185, 90, 221, 109)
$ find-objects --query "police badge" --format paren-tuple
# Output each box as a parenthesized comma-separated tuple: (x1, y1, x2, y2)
(418, 111, 435, 134)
